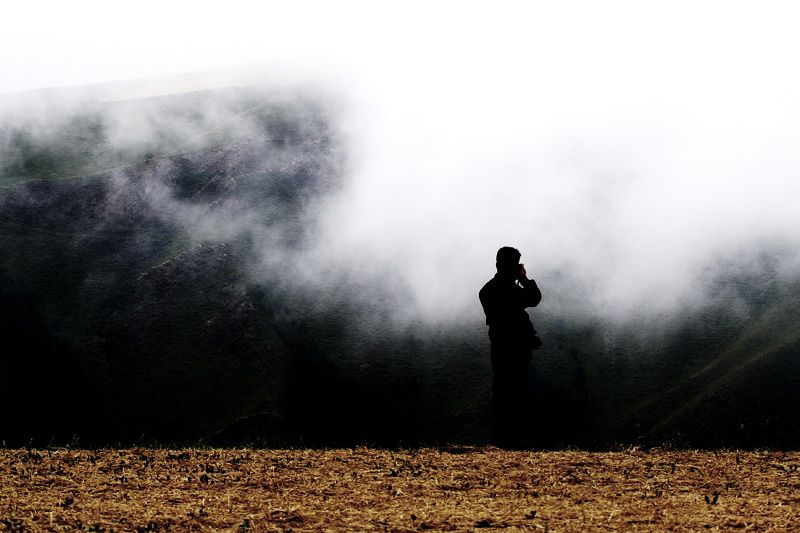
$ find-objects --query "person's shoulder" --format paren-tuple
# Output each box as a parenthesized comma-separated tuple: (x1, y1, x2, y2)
(479, 276, 499, 296)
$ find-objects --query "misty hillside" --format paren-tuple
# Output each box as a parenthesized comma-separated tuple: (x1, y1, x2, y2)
(1, 82, 799, 448)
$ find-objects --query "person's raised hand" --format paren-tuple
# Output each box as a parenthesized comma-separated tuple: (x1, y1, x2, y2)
(518, 263, 527, 279)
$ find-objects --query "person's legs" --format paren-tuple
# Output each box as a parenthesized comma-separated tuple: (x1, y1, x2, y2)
(491, 348, 530, 448)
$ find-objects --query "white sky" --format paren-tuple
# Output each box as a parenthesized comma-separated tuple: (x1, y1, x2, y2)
(4, 1, 797, 94)
(4, 1, 800, 318)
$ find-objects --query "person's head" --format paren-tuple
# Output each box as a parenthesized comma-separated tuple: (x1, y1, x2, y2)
(496, 246, 521, 276)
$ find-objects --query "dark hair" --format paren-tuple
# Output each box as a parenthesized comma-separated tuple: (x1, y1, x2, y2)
(496, 246, 521, 272)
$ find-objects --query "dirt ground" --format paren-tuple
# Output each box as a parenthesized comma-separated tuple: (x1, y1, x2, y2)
(1, 447, 798, 531)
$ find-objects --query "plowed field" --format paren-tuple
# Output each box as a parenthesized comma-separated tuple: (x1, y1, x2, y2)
(1, 448, 798, 531)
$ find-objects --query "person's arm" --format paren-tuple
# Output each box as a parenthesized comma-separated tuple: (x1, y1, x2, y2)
(478, 285, 492, 324)
(517, 264, 542, 307)
(518, 275, 542, 307)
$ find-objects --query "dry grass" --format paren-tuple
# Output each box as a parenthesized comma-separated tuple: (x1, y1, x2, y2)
(1, 447, 798, 531)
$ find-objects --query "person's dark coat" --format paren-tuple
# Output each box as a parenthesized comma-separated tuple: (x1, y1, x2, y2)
(479, 273, 542, 355)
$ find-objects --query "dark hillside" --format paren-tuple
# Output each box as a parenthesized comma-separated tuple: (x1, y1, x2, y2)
(1, 84, 798, 447)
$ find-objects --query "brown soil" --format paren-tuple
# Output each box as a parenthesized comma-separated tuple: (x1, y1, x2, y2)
(1, 448, 798, 531)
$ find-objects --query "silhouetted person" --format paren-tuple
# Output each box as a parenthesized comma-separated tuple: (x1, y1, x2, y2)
(479, 246, 542, 447)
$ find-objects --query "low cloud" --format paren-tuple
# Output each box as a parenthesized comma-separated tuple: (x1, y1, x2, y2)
(3, 3, 800, 326)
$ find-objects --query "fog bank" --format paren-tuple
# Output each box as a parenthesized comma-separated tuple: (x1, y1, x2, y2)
(5, 2, 800, 322)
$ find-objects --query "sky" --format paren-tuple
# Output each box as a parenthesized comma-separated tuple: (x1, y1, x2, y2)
(3, 1, 800, 320)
